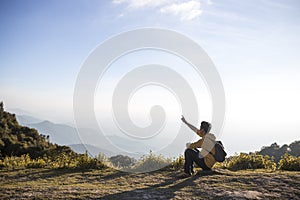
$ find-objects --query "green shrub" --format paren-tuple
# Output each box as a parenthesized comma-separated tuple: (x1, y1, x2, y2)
(226, 153, 276, 171)
(171, 155, 184, 170)
(27, 158, 47, 168)
(0, 154, 31, 169)
(0, 153, 105, 170)
(213, 161, 227, 169)
(278, 153, 300, 171)
(76, 154, 102, 169)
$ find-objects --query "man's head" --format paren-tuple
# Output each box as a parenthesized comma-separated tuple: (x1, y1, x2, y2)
(200, 121, 211, 134)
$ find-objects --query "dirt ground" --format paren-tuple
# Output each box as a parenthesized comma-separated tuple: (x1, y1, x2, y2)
(0, 168, 299, 199)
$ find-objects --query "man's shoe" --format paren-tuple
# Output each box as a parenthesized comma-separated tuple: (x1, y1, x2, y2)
(177, 172, 191, 179)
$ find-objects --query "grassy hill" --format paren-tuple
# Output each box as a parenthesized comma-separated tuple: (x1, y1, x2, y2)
(0, 102, 75, 158)
(0, 167, 299, 199)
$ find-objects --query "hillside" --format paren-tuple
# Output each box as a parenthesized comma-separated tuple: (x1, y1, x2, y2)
(0, 168, 299, 199)
(0, 102, 75, 158)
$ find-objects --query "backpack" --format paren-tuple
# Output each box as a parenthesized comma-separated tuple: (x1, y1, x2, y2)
(211, 141, 227, 162)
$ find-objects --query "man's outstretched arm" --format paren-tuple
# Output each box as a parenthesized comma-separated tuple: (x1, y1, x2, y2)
(181, 115, 198, 134)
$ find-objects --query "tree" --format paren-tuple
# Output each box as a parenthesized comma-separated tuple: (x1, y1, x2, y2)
(0, 101, 4, 118)
(289, 141, 300, 157)
(109, 154, 135, 168)
(259, 141, 299, 163)
(0, 102, 76, 158)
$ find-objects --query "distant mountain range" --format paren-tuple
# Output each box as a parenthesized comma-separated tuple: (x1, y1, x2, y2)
(27, 120, 82, 145)
(14, 114, 80, 145)
(14, 114, 158, 158)
(8, 108, 36, 117)
(9, 108, 187, 158)
(16, 114, 43, 125)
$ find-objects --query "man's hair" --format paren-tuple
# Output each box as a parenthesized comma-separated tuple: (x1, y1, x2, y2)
(200, 121, 211, 134)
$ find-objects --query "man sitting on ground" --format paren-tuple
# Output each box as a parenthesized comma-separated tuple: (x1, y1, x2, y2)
(178, 116, 216, 178)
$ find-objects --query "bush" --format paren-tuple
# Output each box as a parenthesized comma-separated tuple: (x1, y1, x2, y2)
(0, 153, 105, 170)
(131, 151, 171, 173)
(27, 158, 47, 168)
(213, 161, 227, 169)
(109, 155, 135, 168)
(76, 154, 100, 169)
(171, 155, 184, 170)
(97, 153, 114, 168)
(0, 154, 31, 169)
(226, 153, 276, 171)
(278, 153, 300, 171)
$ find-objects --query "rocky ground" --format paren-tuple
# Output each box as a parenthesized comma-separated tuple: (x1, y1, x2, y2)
(0, 168, 299, 199)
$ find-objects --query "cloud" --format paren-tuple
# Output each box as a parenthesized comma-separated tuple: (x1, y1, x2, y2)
(113, 0, 203, 21)
(113, 0, 170, 9)
(160, 0, 202, 21)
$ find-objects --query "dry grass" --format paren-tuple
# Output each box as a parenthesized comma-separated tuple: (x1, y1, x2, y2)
(0, 168, 299, 199)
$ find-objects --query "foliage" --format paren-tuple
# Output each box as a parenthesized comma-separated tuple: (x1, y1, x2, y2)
(0, 153, 105, 170)
(109, 154, 136, 168)
(171, 155, 185, 170)
(0, 102, 72, 159)
(278, 153, 300, 171)
(131, 151, 171, 172)
(212, 161, 227, 169)
(96, 152, 114, 168)
(225, 153, 276, 171)
(258, 141, 300, 163)
(289, 141, 300, 157)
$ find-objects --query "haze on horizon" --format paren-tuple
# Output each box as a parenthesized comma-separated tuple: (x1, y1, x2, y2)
(1, 0, 300, 156)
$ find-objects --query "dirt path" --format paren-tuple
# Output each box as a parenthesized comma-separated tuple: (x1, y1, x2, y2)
(0, 168, 299, 199)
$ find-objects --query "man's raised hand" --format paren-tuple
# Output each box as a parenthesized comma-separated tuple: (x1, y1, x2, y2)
(181, 115, 187, 124)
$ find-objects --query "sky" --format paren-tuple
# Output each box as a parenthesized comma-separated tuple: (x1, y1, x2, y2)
(0, 0, 300, 155)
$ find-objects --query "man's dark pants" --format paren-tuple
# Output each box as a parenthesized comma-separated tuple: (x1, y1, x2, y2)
(184, 148, 211, 174)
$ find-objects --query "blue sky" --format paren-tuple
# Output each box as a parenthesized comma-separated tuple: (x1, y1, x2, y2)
(1, 0, 300, 155)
